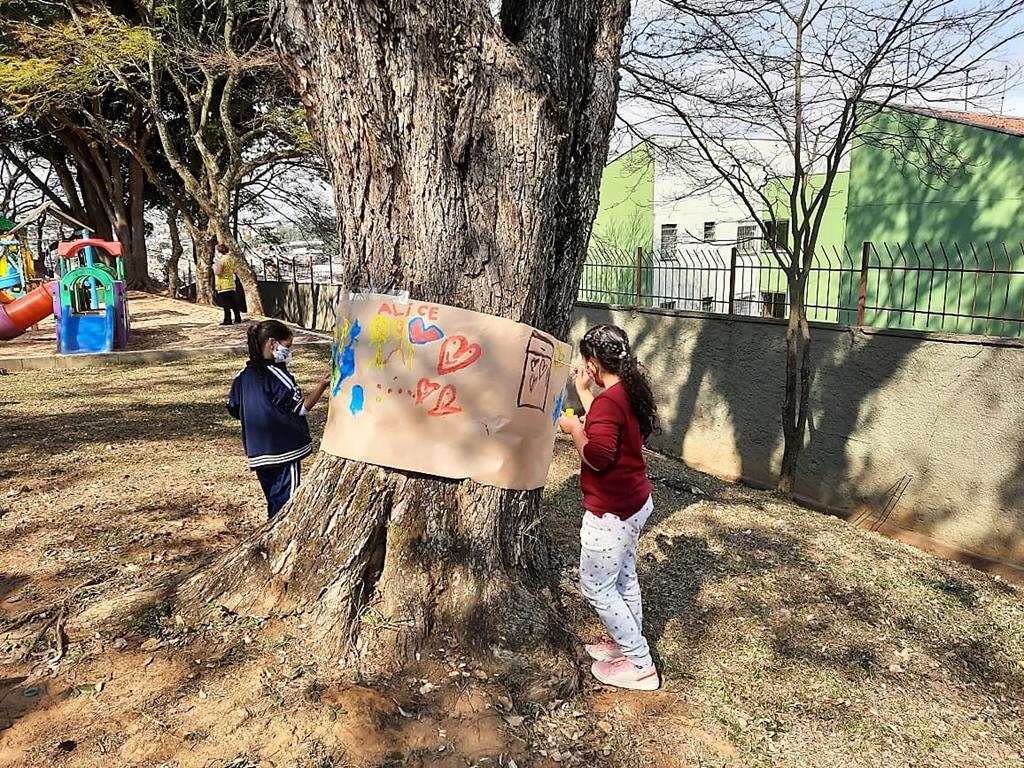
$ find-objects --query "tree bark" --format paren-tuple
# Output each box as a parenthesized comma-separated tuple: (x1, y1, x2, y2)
(180, 0, 631, 689)
(165, 206, 183, 297)
(124, 123, 158, 290)
(778, 275, 812, 494)
(194, 226, 217, 306)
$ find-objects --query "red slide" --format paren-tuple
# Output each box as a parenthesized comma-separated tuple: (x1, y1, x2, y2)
(0, 282, 55, 341)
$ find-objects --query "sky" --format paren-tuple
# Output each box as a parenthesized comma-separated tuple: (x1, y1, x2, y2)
(611, 4, 1024, 156)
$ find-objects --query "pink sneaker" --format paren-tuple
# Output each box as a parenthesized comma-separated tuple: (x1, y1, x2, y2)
(591, 657, 660, 691)
(585, 641, 625, 661)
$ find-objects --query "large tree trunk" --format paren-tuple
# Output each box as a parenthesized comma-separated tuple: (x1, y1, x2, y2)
(183, 220, 217, 306)
(125, 151, 157, 290)
(180, 0, 631, 688)
(165, 206, 183, 298)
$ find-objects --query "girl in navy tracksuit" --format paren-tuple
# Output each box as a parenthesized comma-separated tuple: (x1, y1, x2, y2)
(227, 320, 329, 518)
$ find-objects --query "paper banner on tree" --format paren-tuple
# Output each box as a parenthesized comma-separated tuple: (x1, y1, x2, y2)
(322, 293, 571, 490)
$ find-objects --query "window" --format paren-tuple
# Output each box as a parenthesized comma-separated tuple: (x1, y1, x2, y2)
(763, 219, 790, 251)
(660, 224, 678, 258)
(702, 221, 716, 242)
(762, 291, 787, 319)
(701, 295, 715, 313)
(737, 222, 760, 254)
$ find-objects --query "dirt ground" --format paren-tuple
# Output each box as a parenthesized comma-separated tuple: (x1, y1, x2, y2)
(6, 292, 326, 358)
(1, 349, 1022, 768)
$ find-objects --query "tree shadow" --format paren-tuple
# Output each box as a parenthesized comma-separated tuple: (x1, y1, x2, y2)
(572, 303, 1024, 575)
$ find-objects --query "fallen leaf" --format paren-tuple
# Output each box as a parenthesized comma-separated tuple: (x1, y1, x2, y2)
(504, 715, 525, 728)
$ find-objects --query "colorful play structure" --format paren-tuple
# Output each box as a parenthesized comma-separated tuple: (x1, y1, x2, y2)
(0, 203, 131, 353)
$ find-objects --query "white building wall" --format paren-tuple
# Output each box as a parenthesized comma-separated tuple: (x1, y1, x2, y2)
(650, 138, 790, 314)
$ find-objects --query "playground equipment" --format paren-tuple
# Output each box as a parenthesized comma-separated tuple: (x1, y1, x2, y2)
(53, 239, 130, 354)
(0, 203, 130, 352)
(0, 214, 35, 301)
(0, 213, 49, 341)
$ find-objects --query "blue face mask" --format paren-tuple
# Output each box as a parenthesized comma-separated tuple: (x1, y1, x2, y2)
(272, 343, 293, 366)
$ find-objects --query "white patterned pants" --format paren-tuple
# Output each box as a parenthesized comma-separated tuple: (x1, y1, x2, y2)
(579, 496, 654, 667)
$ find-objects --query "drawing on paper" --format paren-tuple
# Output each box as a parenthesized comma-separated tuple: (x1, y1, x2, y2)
(322, 293, 571, 490)
(517, 331, 554, 411)
(409, 316, 445, 345)
(349, 384, 365, 417)
(369, 314, 414, 370)
(331, 318, 362, 398)
(437, 335, 482, 375)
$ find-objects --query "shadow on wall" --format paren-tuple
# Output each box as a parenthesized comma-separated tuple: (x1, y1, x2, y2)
(258, 279, 1024, 571)
(258, 282, 344, 333)
(570, 305, 1024, 572)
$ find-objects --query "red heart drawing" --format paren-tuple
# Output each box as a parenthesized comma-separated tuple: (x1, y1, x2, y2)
(416, 377, 440, 404)
(437, 335, 481, 375)
(428, 384, 462, 417)
(408, 316, 445, 345)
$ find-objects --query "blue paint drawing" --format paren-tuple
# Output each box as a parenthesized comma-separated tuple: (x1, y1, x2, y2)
(332, 319, 362, 397)
(349, 384, 365, 417)
(551, 389, 565, 426)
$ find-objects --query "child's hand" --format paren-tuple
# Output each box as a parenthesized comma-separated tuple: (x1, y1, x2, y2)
(318, 373, 331, 389)
(572, 364, 591, 392)
(558, 414, 581, 435)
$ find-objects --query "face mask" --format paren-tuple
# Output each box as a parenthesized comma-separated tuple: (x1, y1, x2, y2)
(272, 343, 293, 366)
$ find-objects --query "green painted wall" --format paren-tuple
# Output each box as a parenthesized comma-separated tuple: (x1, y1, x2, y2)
(846, 107, 1024, 335)
(764, 171, 851, 322)
(582, 144, 655, 305)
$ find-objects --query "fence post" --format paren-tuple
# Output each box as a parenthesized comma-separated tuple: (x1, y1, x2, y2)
(309, 252, 314, 287)
(728, 246, 738, 315)
(292, 254, 297, 285)
(857, 241, 871, 325)
(635, 246, 643, 307)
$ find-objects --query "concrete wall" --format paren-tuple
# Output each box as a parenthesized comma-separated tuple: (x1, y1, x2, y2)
(260, 280, 1024, 575)
(259, 280, 344, 333)
(572, 304, 1024, 575)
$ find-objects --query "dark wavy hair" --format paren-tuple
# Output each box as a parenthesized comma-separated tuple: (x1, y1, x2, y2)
(579, 324, 659, 440)
(246, 319, 293, 374)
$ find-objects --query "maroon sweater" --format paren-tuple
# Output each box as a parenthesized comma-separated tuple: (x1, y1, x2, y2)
(580, 383, 652, 519)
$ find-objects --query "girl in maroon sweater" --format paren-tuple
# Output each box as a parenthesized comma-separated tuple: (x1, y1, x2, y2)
(559, 324, 660, 691)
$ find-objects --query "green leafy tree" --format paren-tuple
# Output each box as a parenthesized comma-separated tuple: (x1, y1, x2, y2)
(84, 0, 315, 311)
(0, 2, 163, 287)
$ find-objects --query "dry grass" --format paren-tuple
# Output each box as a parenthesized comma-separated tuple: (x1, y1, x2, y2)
(0, 352, 1022, 767)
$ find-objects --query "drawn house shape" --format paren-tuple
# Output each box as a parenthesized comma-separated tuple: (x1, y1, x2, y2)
(517, 331, 555, 411)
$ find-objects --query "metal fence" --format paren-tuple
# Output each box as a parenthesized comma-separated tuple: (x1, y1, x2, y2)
(580, 241, 1024, 339)
(249, 251, 344, 285)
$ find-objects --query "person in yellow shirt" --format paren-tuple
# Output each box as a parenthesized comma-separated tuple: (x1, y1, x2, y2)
(213, 243, 243, 325)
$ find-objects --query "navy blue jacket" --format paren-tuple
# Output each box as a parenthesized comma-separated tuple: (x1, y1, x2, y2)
(227, 361, 313, 468)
